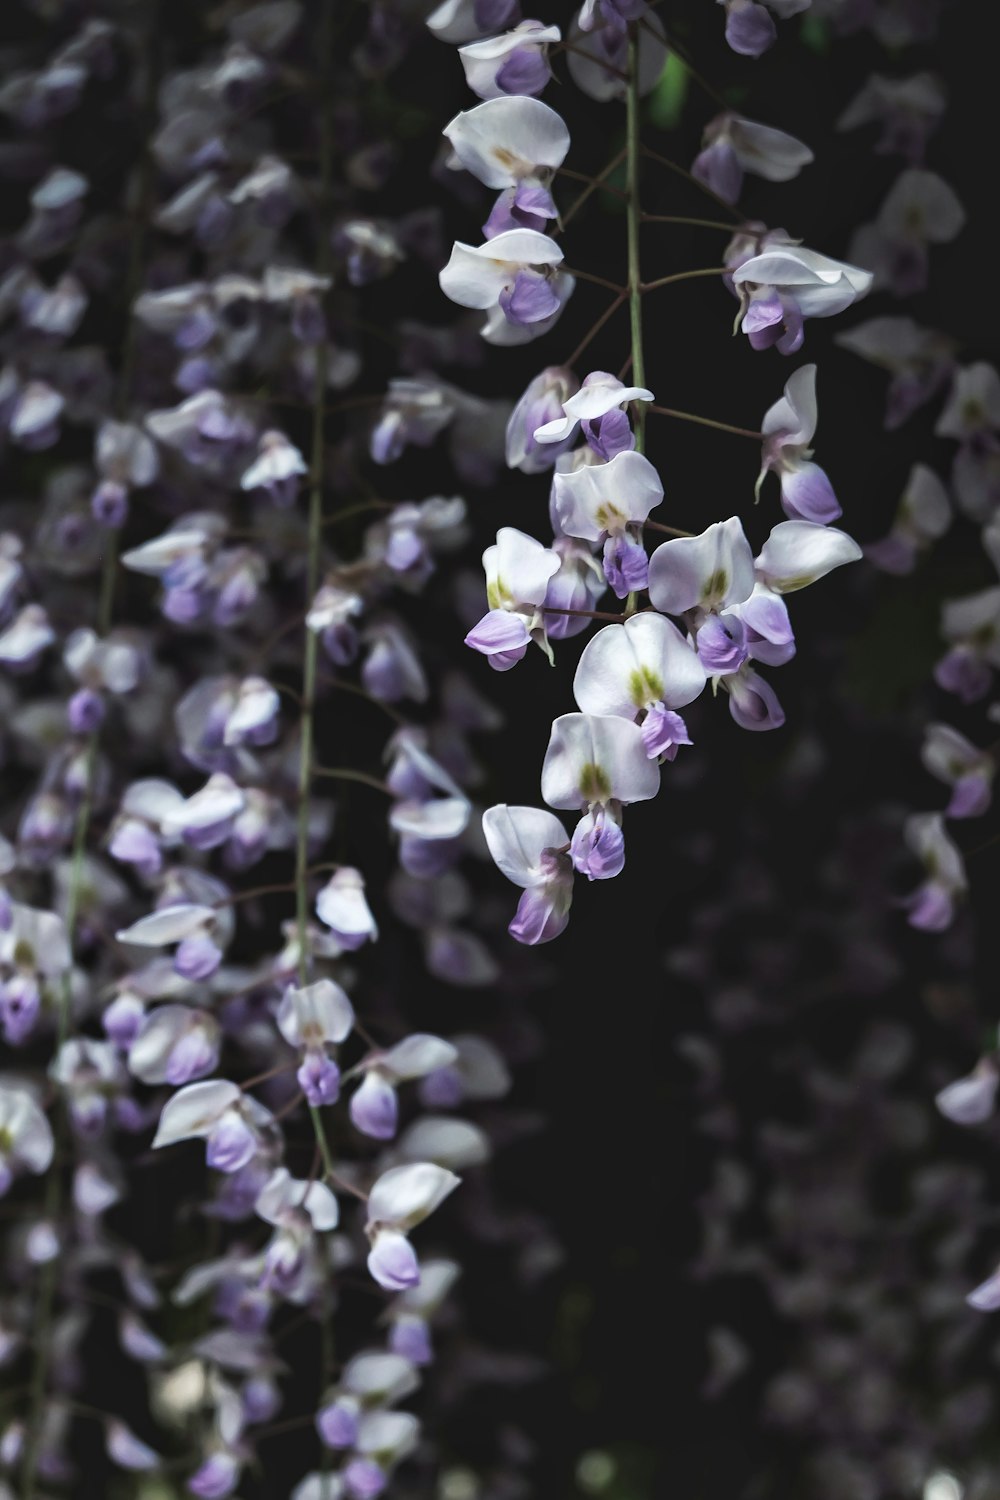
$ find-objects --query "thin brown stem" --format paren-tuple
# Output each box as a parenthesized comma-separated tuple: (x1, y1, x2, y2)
(312, 766, 392, 795)
(644, 520, 695, 538)
(648, 405, 762, 440)
(641, 213, 740, 232)
(560, 150, 628, 229)
(562, 291, 628, 369)
(542, 605, 626, 623)
(564, 266, 628, 295)
(641, 267, 728, 294)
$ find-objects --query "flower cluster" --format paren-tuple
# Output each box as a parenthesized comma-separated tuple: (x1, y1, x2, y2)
(433, 3, 868, 942)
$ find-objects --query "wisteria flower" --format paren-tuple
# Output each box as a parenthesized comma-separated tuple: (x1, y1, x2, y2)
(0, 1084, 53, 1197)
(443, 96, 568, 237)
(541, 713, 660, 879)
(731, 245, 873, 354)
(921, 724, 994, 819)
(551, 449, 663, 595)
(753, 520, 862, 593)
(865, 463, 950, 575)
(465, 526, 560, 669)
(153, 1079, 276, 1174)
(439, 227, 573, 342)
(365, 1162, 461, 1291)
(757, 364, 841, 523)
(647, 517, 755, 619)
(534, 371, 654, 461)
(693, 112, 813, 204)
(902, 812, 967, 932)
(719, 0, 810, 58)
(459, 21, 561, 101)
(573, 614, 706, 760)
(506, 366, 580, 473)
(481, 804, 574, 943)
(350, 1035, 458, 1141)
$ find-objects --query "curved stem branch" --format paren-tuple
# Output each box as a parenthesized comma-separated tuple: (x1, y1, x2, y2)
(648, 405, 762, 440)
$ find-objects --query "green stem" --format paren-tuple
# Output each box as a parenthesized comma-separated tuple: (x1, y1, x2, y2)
(293, 0, 336, 1205)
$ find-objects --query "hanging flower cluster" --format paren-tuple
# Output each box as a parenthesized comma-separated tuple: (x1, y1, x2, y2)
(0, 2, 553, 1494)
(432, 2, 869, 942)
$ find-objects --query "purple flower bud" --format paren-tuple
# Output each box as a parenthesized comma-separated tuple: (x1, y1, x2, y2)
(188, 1452, 239, 1498)
(498, 270, 561, 326)
(174, 934, 222, 981)
(368, 1229, 420, 1291)
(692, 140, 743, 204)
(509, 881, 571, 945)
(697, 614, 749, 675)
(725, 0, 777, 56)
(316, 1396, 359, 1450)
(602, 533, 648, 597)
(350, 1071, 399, 1140)
(344, 1458, 388, 1500)
(936, 1063, 998, 1126)
(91, 480, 129, 529)
(206, 1113, 257, 1173)
(164, 1028, 220, 1087)
(67, 687, 105, 734)
(389, 1314, 433, 1365)
(297, 1051, 341, 1107)
(569, 809, 625, 881)
(241, 1376, 280, 1425)
(934, 647, 991, 704)
(1, 975, 41, 1046)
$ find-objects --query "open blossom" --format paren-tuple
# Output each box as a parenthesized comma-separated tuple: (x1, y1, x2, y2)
(315, 868, 378, 950)
(506, 366, 580, 473)
(693, 112, 813, 204)
(365, 1162, 461, 1291)
(921, 724, 994, 819)
(128, 1004, 221, 1086)
(277, 979, 355, 1108)
(438, 227, 574, 342)
(865, 462, 950, 574)
(534, 371, 654, 461)
(936, 587, 1000, 703)
(317, 1351, 419, 1451)
(0, 1084, 53, 1197)
(350, 1034, 458, 1141)
(851, 168, 964, 298)
(541, 713, 659, 880)
(753, 520, 862, 593)
(482, 804, 574, 943)
(152, 1079, 276, 1173)
(255, 1168, 338, 1293)
(459, 21, 561, 100)
(573, 614, 706, 760)
(465, 526, 559, 670)
(936, 1059, 999, 1126)
(443, 96, 569, 237)
(543, 536, 607, 640)
(757, 364, 841, 523)
(837, 70, 946, 161)
(566, 4, 666, 104)
(647, 517, 755, 620)
(902, 812, 967, 932)
(551, 449, 662, 596)
(836, 314, 957, 430)
(731, 245, 873, 354)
